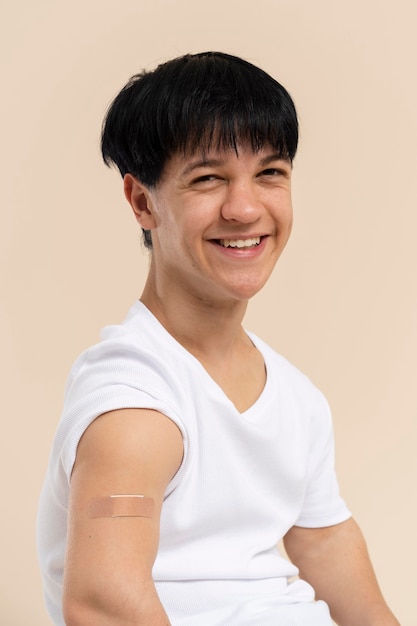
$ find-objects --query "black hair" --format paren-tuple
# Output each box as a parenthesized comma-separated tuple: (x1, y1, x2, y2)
(101, 51, 298, 249)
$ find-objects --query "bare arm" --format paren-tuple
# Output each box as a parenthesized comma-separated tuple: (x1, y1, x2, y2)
(62, 408, 183, 626)
(283, 518, 399, 626)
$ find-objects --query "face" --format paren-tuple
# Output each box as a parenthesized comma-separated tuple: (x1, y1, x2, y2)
(131, 145, 293, 306)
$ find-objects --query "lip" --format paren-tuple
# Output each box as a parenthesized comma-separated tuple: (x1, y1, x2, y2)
(209, 235, 268, 257)
(210, 233, 267, 244)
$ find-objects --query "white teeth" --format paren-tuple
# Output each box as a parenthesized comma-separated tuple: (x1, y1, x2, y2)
(219, 237, 261, 248)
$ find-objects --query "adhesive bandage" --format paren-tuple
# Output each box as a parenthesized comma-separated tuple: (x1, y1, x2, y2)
(87, 494, 154, 518)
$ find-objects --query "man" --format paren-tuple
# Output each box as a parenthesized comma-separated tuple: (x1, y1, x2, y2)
(37, 52, 399, 625)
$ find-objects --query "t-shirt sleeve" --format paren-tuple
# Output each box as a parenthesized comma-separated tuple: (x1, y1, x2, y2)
(50, 341, 187, 498)
(295, 392, 351, 528)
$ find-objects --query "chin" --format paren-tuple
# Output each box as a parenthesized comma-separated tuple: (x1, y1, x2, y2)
(224, 278, 269, 302)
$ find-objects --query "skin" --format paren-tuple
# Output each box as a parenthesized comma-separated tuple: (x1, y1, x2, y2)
(284, 520, 400, 625)
(125, 145, 293, 410)
(63, 408, 182, 626)
(127, 145, 293, 338)
(63, 145, 399, 625)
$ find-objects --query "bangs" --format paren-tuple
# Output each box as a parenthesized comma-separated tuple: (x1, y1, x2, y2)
(173, 109, 295, 162)
(154, 54, 298, 164)
(101, 51, 299, 248)
(102, 52, 298, 188)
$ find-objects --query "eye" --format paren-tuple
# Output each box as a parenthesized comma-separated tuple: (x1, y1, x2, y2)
(189, 173, 224, 189)
(191, 174, 218, 184)
(259, 167, 289, 178)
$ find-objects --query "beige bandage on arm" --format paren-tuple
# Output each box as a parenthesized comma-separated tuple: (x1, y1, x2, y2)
(87, 495, 155, 519)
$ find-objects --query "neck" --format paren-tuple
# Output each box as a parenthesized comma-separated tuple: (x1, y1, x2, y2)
(139, 273, 250, 364)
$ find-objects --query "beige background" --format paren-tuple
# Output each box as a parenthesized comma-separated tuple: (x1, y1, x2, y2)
(1, 1, 415, 624)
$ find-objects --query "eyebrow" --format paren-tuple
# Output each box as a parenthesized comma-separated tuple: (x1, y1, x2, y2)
(180, 153, 290, 177)
(180, 159, 224, 177)
(259, 153, 291, 167)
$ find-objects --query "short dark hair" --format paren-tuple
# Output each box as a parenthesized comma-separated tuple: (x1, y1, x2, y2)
(101, 51, 298, 248)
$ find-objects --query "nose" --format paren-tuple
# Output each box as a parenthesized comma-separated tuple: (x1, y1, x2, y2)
(220, 181, 263, 223)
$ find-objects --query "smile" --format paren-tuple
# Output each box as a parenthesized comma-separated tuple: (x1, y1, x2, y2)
(218, 237, 261, 248)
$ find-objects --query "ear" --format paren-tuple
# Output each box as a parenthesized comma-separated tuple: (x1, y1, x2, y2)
(123, 174, 157, 230)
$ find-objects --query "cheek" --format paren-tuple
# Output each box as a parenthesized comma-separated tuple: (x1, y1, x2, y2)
(284, 194, 293, 223)
(151, 200, 181, 242)
(155, 194, 217, 251)
(286, 207, 294, 232)
(154, 214, 195, 259)
(275, 200, 293, 231)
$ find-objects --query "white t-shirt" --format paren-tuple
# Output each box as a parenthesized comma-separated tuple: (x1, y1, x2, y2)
(37, 301, 351, 625)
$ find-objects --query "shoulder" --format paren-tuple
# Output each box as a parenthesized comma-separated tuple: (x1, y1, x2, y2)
(67, 301, 186, 403)
(56, 302, 189, 480)
(249, 332, 325, 398)
(248, 332, 333, 433)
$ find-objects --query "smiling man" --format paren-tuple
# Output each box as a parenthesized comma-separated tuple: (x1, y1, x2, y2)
(37, 52, 399, 626)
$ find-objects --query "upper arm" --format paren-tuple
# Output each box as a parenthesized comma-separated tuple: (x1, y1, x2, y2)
(283, 518, 355, 565)
(283, 518, 372, 591)
(63, 408, 183, 624)
(283, 519, 399, 625)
